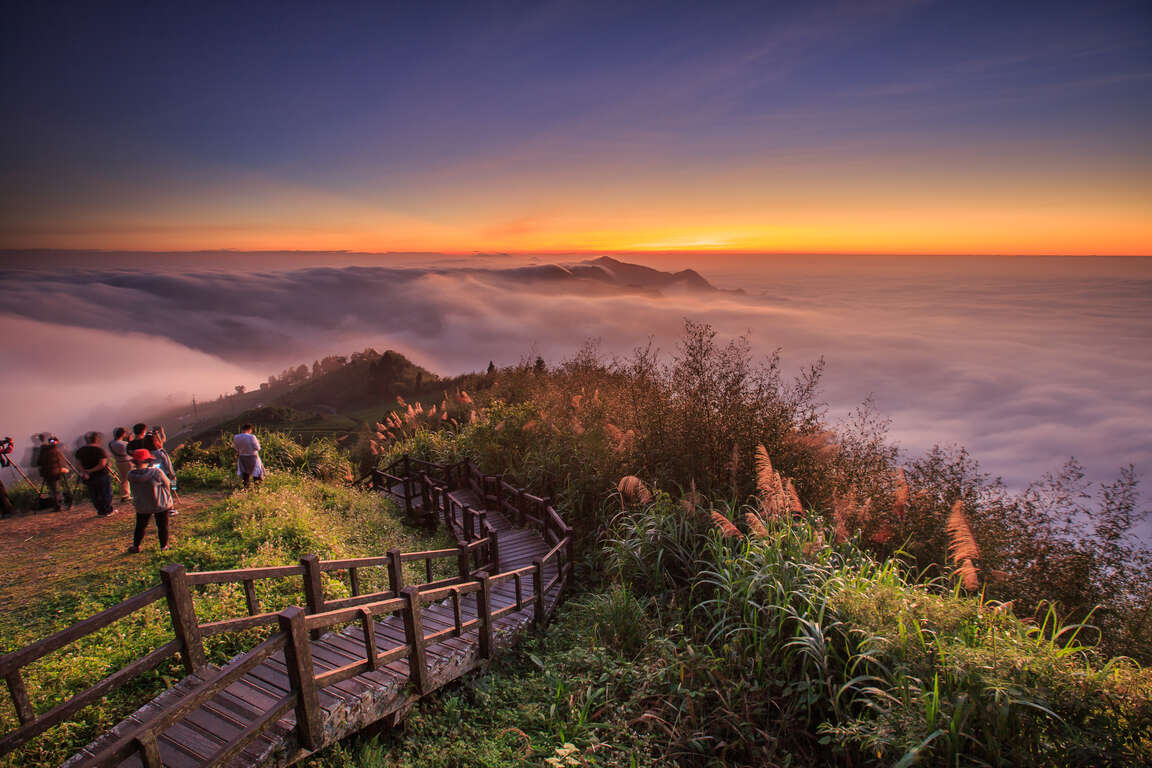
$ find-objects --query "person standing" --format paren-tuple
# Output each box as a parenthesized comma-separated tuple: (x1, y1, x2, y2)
(36, 434, 72, 511)
(126, 423, 150, 452)
(126, 448, 173, 552)
(76, 431, 115, 517)
(232, 423, 264, 488)
(108, 427, 132, 503)
(0, 478, 12, 518)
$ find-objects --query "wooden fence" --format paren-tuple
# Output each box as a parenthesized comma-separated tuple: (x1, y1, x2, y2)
(0, 458, 572, 767)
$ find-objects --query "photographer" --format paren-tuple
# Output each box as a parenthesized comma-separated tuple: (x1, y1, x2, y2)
(35, 434, 72, 511)
(148, 429, 177, 492)
(76, 431, 115, 517)
(1, 438, 15, 517)
(126, 423, 149, 452)
(108, 427, 132, 503)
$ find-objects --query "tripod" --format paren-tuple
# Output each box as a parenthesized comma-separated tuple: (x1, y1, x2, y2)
(0, 453, 40, 492)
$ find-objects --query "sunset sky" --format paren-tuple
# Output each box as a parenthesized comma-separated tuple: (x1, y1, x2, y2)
(2, 0, 1150, 255)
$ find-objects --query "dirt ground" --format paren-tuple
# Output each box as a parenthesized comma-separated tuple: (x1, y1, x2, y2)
(0, 490, 228, 641)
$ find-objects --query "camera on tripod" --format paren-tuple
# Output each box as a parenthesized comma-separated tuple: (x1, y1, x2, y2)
(0, 436, 13, 468)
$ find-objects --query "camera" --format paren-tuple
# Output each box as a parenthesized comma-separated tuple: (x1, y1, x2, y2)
(0, 436, 12, 468)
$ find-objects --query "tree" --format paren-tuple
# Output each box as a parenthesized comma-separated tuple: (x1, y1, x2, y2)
(533, 356, 546, 375)
(487, 360, 497, 376)
(234, 384, 246, 395)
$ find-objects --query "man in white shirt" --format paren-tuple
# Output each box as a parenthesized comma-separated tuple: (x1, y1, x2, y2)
(232, 423, 265, 488)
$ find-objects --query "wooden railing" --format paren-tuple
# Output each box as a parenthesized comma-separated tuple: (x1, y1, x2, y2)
(0, 458, 571, 766)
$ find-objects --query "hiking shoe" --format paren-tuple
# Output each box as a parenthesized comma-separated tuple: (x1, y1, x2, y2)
(127, 545, 141, 554)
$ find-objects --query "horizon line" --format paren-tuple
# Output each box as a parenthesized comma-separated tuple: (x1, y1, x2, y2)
(2, 247, 1150, 258)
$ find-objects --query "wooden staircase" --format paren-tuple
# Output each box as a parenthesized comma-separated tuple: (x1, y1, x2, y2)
(0, 459, 572, 768)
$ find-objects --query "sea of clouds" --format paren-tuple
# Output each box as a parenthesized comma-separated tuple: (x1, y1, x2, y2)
(1, 253, 1149, 508)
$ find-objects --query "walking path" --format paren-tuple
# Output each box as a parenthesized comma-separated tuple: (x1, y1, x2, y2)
(0, 459, 571, 768)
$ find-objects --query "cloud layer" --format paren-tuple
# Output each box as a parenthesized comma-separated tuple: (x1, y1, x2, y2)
(1, 254, 1149, 503)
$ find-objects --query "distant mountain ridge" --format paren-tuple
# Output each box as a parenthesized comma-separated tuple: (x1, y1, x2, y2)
(484, 255, 739, 295)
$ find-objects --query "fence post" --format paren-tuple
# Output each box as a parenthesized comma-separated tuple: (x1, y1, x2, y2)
(564, 525, 574, 584)
(160, 564, 206, 674)
(421, 475, 432, 526)
(532, 558, 545, 627)
(388, 548, 405, 596)
(300, 554, 324, 639)
(495, 478, 503, 515)
(4, 671, 33, 725)
(400, 586, 428, 695)
(359, 607, 379, 670)
(279, 606, 322, 750)
(463, 505, 474, 540)
(488, 528, 500, 573)
(475, 572, 493, 660)
(135, 732, 163, 768)
(456, 542, 471, 581)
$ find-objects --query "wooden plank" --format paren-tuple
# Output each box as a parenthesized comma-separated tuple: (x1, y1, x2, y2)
(317, 554, 390, 571)
(186, 565, 303, 586)
(399, 548, 457, 562)
(156, 719, 225, 762)
(202, 694, 294, 768)
(200, 611, 280, 637)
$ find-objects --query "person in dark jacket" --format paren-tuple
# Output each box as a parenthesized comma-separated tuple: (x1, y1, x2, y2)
(0, 478, 12, 518)
(126, 448, 173, 552)
(76, 431, 115, 517)
(126, 423, 150, 452)
(36, 434, 72, 511)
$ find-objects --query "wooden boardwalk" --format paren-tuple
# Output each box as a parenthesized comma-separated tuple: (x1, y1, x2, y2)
(1, 459, 572, 768)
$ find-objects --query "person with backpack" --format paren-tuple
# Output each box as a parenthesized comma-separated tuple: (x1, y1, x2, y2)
(76, 431, 115, 517)
(126, 448, 174, 552)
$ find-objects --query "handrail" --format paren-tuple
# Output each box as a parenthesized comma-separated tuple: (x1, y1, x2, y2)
(3, 455, 573, 763)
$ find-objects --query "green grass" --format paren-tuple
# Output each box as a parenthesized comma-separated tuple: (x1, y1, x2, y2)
(302, 591, 665, 768)
(0, 471, 450, 768)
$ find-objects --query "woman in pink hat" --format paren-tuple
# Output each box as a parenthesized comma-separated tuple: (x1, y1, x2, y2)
(126, 448, 174, 552)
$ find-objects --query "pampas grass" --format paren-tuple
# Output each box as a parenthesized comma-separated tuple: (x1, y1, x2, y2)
(947, 499, 981, 590)
(744, 512, 769, 538)
(618, 475, 653, 506)
(711, 510, 742, 538)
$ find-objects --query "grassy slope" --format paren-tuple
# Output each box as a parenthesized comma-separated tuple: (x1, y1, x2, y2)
(0, 491, 228, 644)
(0, 473, 452, 768)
